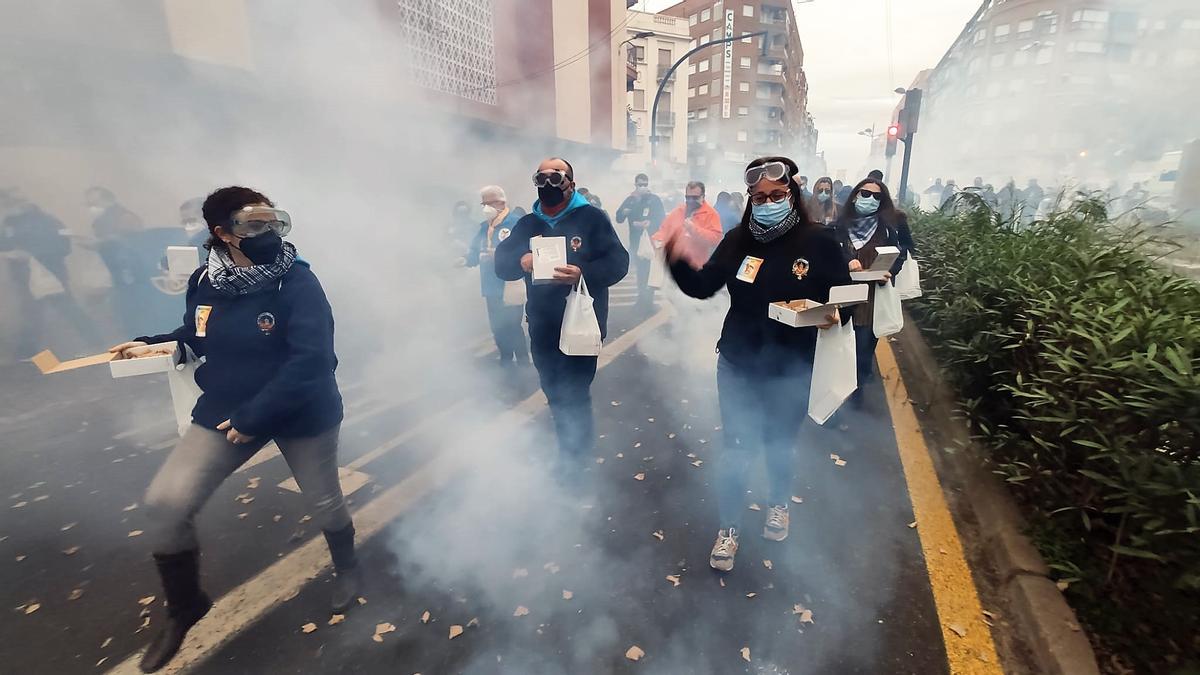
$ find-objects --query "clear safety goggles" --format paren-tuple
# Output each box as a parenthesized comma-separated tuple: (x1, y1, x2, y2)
(230, 205, 292, 238)
(533, 170, 571, 188)
(744, 161, 791, 186)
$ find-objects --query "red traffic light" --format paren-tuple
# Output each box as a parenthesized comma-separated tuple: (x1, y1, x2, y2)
(887, 123, 901, 138)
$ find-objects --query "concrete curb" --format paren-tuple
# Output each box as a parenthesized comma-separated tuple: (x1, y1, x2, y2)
(890, 313, 1101, 675)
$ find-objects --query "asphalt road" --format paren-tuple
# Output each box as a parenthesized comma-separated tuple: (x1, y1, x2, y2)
(1, 278, 953, 675)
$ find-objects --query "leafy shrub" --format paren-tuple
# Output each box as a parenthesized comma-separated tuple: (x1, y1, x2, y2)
(909, 194, 1200, 670)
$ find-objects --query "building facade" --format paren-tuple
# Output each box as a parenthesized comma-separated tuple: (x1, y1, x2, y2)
(661, 0, 818, 185)
(618, 9, 691, 178)
(915, 0, 1200, 188)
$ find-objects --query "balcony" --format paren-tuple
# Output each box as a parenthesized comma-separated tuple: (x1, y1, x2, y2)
(657, 65, 676, 83)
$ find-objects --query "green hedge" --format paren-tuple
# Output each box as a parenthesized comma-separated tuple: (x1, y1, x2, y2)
(909, 194, 1200, 669)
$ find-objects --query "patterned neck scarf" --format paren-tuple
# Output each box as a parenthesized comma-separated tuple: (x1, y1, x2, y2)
(207, 241, 297, 296)
(748, 208, 801, 244)
(848, 215, 879, 250)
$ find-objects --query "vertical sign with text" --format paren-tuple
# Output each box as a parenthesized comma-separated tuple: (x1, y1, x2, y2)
(722, 9, 734, 119)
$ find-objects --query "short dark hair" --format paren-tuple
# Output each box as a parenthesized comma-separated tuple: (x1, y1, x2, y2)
(685, 180, 706, 196)
(867, 169, 884, 180)
(201, 186, 272, 251)
(800, 175, 809, 183)
(548, 157, 574, 181)
(634, 173, 649, 183)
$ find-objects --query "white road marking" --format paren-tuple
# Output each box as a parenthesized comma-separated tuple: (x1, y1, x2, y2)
(104, 307, 671, 675)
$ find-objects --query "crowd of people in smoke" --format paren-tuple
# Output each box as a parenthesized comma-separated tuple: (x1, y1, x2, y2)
(8, 151, 913, 672)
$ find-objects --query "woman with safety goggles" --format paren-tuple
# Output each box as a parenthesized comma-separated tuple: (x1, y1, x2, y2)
(664, 157, 851, 574)
(107, 186, 358, 673)
(831, 178, 913, 405)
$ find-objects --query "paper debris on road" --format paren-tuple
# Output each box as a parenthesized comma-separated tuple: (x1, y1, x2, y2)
(301, 623, 317, 634)
(625, 645, 645, 661)
(741, 647, 751, 662)
(763, 560, 773, 570)
(634, 473, 645, 481)
(123, 503, 138, 512)
(793, 604, 814, 623)
(652, 530, 664, 541)
(791, 496, 804, 504)
(137, 596, 156, 606)
(328, 614, 345, 626)
(745, 592, 757, 598)
(101, 637, 112, 649)
(668, 433, 676, 439)
(748, 503, 761, 511)
(69, 588, 85, 601)
(467, 617, 480, 628)
(357, 597, 367, 605)
(835, 459, 847, 466)
(611, 401, 621, 407)
(562, 590, 574, 600)
(60, 522, 77, 531)
(907, 521, 918, 528)
(948, 623, 968, 638)
(421, 610, 431, 624)
(690, 460, 703, 467)
(513, 568, 529, 579)
(544, 562, 560, 574)
(62, 546, 81, 556)
(720, 578, 726, 588)
(665, 575, 681, 587)
(375, 622, 396, 635)
(595, 457, 605, 464)
(449, 625, 464, 639)
(513, 606, 530, 617)
(616, 453, 624, 458)
(24, 603, 40, 614)
(127, 530, 144, 538)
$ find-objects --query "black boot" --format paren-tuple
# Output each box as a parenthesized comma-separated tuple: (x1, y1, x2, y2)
(139, 550, 212, 673)
(323, 524, 361, 613)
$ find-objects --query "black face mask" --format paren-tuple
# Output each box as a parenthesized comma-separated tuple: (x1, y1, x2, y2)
(538, 185, 567, 207)
(234, 231, 283, 265)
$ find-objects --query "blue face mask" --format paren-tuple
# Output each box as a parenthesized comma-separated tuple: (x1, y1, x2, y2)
(854, 196, 880, 216)
(751, 198, 791, 226)
(816, 190, 830, 203)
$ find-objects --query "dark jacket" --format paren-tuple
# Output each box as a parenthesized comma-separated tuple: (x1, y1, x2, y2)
(0, 206, 71, 282)
(466, 210, 522, 298)
(137, 261, 342, 439)
(669, 223, 852, 375)
(614, 191, 666, 237)
(494, 203, 629, 348)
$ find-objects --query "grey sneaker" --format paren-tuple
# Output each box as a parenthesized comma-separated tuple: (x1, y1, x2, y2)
(764, 505, 789, 541)
(709, 528, 739, 572)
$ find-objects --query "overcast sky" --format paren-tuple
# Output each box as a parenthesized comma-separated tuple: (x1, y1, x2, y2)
(641, 0, 980, 175)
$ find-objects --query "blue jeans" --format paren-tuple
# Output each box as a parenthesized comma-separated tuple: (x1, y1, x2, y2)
(715, 356, 811, 529)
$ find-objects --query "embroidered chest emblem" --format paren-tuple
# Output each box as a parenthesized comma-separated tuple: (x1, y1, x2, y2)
(256, 312, 276, 335)
(792, 258, 810, 280)
(570, 236, 583, 252)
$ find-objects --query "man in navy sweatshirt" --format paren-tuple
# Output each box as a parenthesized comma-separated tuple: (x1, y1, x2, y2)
(495, 158, 630, 470)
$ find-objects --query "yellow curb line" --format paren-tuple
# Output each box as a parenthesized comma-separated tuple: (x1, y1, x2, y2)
(877, 338, 1003, 674)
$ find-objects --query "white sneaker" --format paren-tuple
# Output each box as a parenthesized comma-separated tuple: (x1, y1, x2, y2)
(709, 528, 739, 572)
(764, 505, 789, 541)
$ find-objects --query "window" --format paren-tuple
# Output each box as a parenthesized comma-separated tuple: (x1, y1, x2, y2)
(697, 133, 707, 143)
(991, 53, 1006, 68)
(659, 48, 672, 66)
(742, 35, 752, 44)
(689, 13, 698, 26)
(697, 108, 709, 119)
(699, 60, 710, 72)
(1068, 41, 1105, 54)
(737, 106, 749, 116)
(698, 83, 710, 95)
(1039, 11, 1058, 34)
(737, 130, 748, 142)
(688, 87, 696, 97)
(1036, 46, 1053, 64)
(632, 45, 646, 62)
(1012, 49, 1030, 66)
(701, 8, 711, 22)
(994, 24, 1011, 42)
(712, 28, 722, 41)
(973, 28, 986, 44)
(738, 81, 750, 92)
(687, 110, 696, 120)
(1018, 19, 1034, 34)
(743, 4, 754, 17)
(739, 56, 751, 69)
(689, 39, 697, 50)
(967, 57, 982, 74)
(711, 54, 721, 71)
(1071, 9, 1109, 30)
(689, 64, 697, 75)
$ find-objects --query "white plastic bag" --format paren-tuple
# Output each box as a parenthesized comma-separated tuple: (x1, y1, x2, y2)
(647, 245, 666, 289)
(502, 279, 526, 307)
(873, 281, 904, 338)
(808, 321, 858, 425)
(896, 256, 922, 300)
(559, 276, 602, 356)
(637, 229, 654, 260)
(167, 345, 204, 437)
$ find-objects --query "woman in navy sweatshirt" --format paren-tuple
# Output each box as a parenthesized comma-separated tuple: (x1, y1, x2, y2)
(666, 157, 851, 574)
(108, 187, 357, 673)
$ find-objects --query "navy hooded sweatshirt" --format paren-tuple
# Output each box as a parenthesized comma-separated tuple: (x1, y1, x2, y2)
(493, 195, 629, 349)
(136, 260, 343, 439)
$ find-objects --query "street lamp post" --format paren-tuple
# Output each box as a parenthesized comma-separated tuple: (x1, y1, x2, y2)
(649, 30, 769, 164)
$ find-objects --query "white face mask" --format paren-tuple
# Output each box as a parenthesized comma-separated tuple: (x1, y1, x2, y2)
(482, 205, 500, 221)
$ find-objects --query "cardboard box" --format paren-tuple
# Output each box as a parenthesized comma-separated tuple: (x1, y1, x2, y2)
(768, 284, 870, 327)
(166, 246, 201, 279)
(531, 235, 567, 285)
(32, 350, 116, 374)
(109, 342, 178, 378)
(850, 246, 901, 281)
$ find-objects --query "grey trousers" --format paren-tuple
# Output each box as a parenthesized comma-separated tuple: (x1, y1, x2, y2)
(144, 423, 351, 554)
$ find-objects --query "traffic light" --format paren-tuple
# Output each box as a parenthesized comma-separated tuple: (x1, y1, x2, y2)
(885, 123, 901, 157)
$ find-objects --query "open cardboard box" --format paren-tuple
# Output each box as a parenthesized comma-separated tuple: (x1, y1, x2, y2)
(109, 342, 179, 378)
(768, 284, 870, 327)
(530, 235, 567, 285)
(850, 246, 900, 282)
(32, 349, 116, 374)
